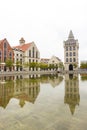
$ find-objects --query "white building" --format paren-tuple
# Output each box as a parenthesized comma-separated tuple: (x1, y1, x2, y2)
(13, 37, 40, 71)
(63, 30, 79, 71)
(48, 55, 63, 71)
(48, 55, 61, 65)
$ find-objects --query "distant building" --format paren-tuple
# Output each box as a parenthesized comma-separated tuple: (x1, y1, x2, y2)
(48, 55, 61, 65)
(48, 55, 63, 71)
(40, 58, 49, 64)
(13, 37, 40, 71)
(0, 38, 14, 71)
(63, 30, 79, 71)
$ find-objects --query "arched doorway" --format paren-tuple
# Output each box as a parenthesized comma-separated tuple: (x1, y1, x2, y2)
(69, 64, 73, 71)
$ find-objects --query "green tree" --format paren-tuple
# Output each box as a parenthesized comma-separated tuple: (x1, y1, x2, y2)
(80, 62, 87, 69)
(5, 59, 13, 71)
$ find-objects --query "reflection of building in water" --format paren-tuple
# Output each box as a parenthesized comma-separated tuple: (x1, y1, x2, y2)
(0, 76, 40, 108)
(80, 74, 87, 81)
(64, 74, 80, 115)
(14, 78, 40, 107)
(40, 74, 63, 87)
(49, 74, 63, 87)
(0, 81, 14, 108)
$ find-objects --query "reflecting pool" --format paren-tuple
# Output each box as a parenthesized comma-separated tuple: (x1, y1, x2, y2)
(0, 74, 87, 130)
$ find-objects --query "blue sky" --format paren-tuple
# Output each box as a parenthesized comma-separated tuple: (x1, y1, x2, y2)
(0, 0, 87, 62)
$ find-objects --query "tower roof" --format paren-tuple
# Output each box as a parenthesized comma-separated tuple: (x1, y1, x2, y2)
(68, 30, 74, 40)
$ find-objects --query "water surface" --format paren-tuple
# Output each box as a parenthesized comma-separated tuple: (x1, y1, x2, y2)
(0, 74, 87, 130)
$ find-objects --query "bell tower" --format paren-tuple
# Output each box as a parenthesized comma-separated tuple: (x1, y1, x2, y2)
(63, 30, 79, 71)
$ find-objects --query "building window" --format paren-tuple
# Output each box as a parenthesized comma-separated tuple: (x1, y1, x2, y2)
(29, 50, 31, 57)
(0, 56, 1, 62)
(66, 47, 68, 51)
(4, 42, 7, 48)
(32, 47, 34, 58)
(66, 52, 68, 56)
(16, 54, 18, 56)
(73, 46, 75, 50)
(4, 50, 7, 56)
(0, 50, 2, 61)
(73, 52, 76, 56)
(9, 52, 12, 59)
(73, 58, 76, 62)
(70, 46, 72, 51)
(0, 50, 2, 56)
(36, 51, 38, 58)
(66, 58, 68, 62)
(20, 59, 22, 64)
(70, 58, 72, 62)
(4, 57, 6, 62)
(70, 52, 72, 56)
(20, 54, 22, 57)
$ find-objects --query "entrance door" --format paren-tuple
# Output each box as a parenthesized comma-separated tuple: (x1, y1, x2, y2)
(69, 64, 73, 71)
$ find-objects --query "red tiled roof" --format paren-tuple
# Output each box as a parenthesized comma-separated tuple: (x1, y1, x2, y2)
(13, 42, 33, 51)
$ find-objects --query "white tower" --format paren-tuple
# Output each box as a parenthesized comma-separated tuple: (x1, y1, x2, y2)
(63, 30, 79, 71)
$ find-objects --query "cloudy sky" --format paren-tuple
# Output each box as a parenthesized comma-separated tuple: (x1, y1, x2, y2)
(0, 0, 87, 62)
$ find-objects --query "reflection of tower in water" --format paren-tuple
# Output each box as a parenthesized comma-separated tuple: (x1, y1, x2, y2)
(64, 74, 80, 115)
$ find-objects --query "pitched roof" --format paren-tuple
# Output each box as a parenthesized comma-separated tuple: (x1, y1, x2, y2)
(13, 42, 33, 51)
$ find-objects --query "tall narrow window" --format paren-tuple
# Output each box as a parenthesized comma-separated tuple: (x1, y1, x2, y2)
(36, 51, 38, 58)
(73, 52, 76, 56)
(4, 42, 7, 48)
(9, 52, 12, 59)
(0, 50, 2, 61)
(29, 50, 31, 57)
(73, 46, 75, 50)
(66, 52, 68, 56)
(70, 52, 72, 56)
(66, 47, 68, 51)
(70, 46, 72, 51)
(70, 58, 72, 62)
(66, 58, 68, 62)
(73, 58, 76, 62)
(32, 47, 34, 58)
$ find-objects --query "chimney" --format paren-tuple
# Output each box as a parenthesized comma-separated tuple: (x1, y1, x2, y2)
(19, 37, 25, 45)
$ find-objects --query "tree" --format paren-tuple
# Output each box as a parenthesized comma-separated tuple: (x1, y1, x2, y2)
(5, 59, 13, 71)
(73, 63, 77, 68)
(80, 62, 87, 69)
(58, 62, 64, 70)
(16, 61, 22, 71)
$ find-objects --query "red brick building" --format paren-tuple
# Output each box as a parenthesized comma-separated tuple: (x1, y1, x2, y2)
(0, 38, 14, 71)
